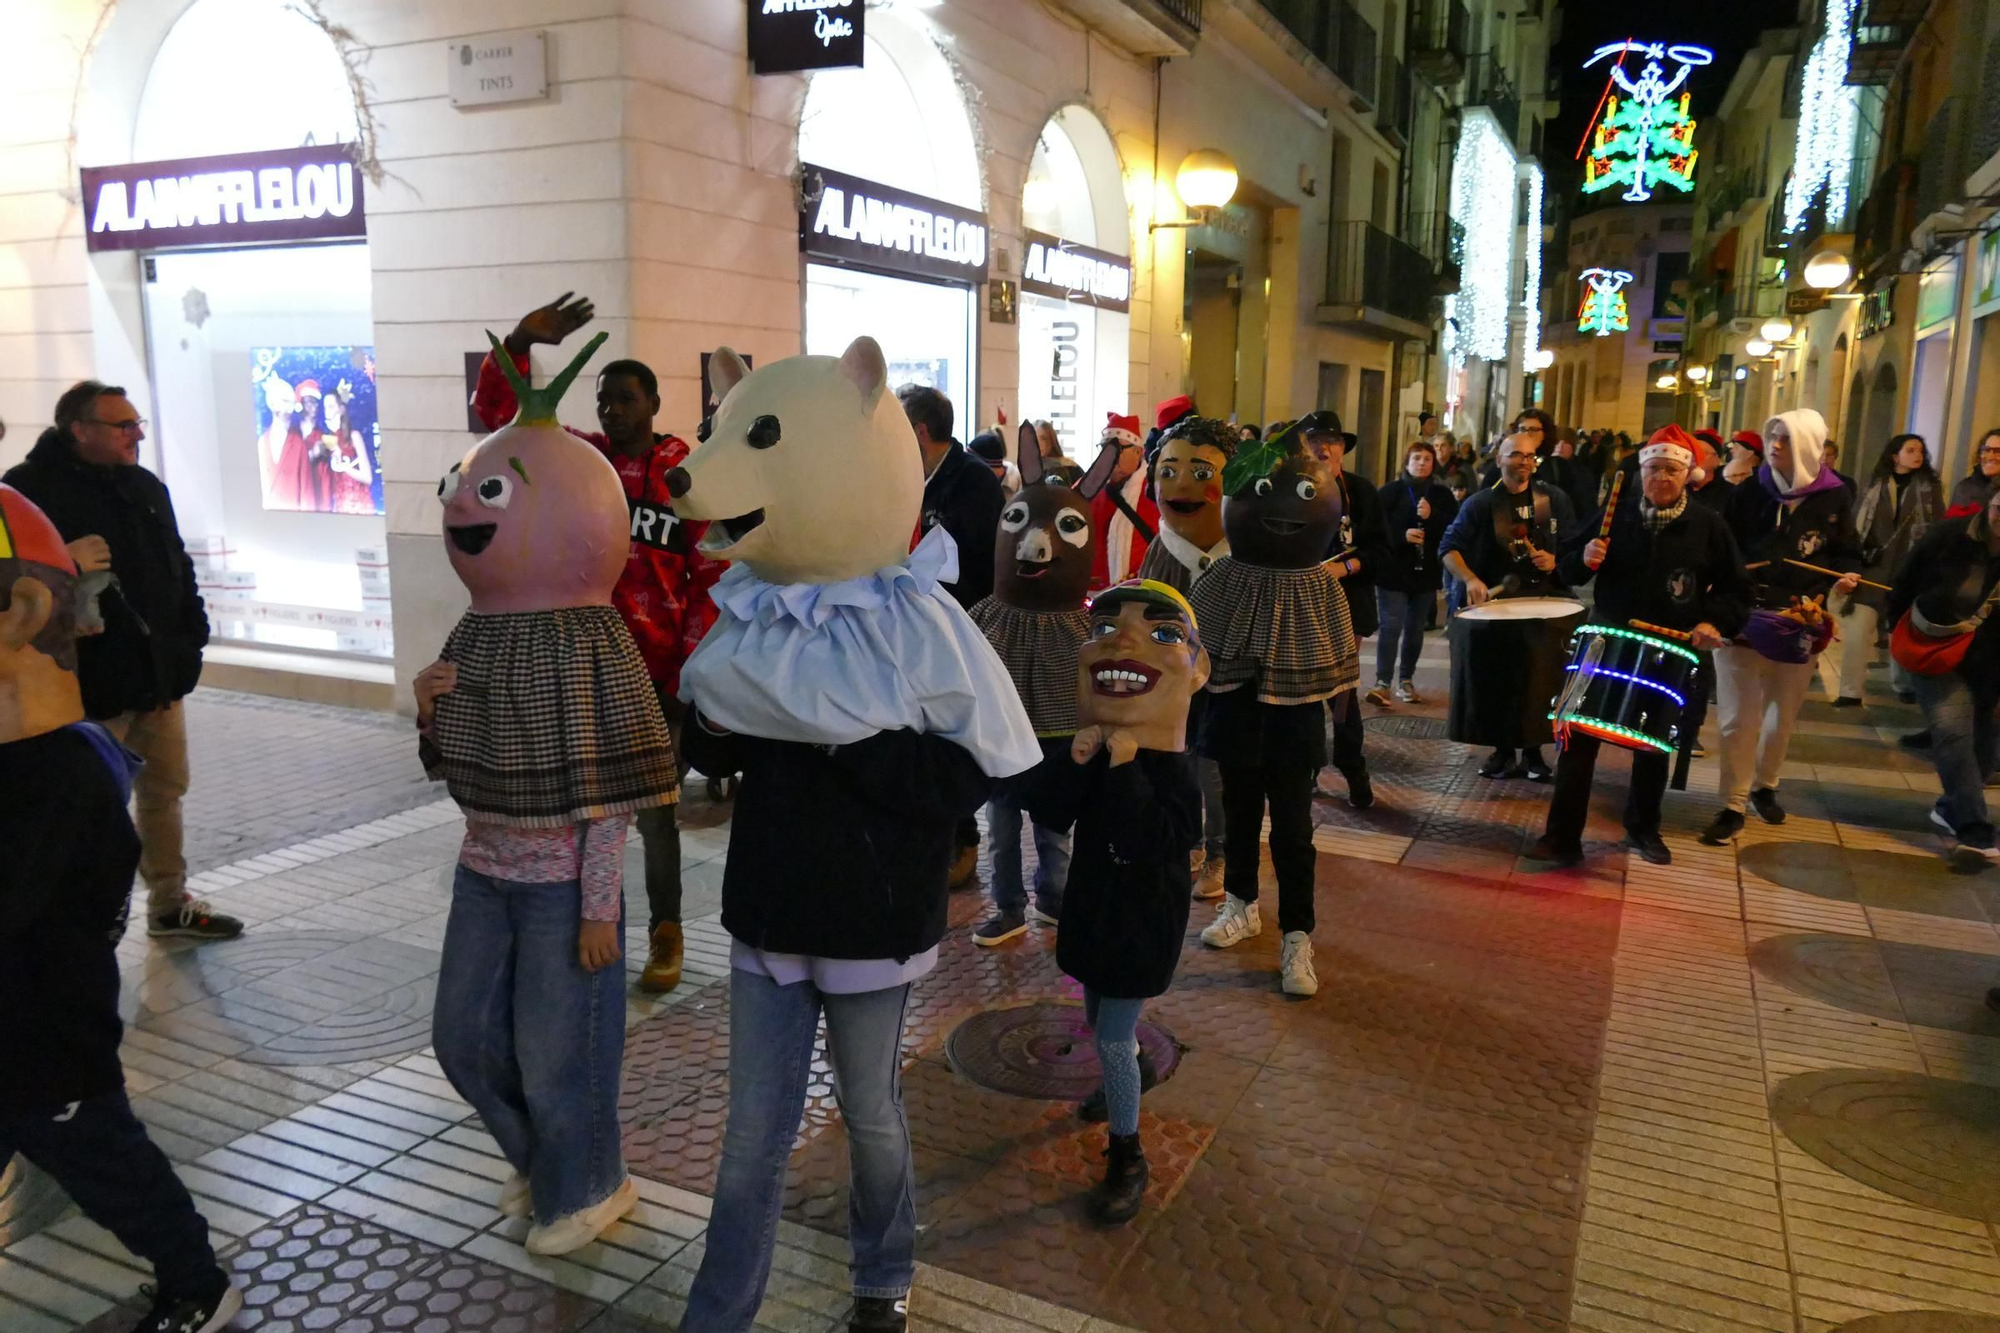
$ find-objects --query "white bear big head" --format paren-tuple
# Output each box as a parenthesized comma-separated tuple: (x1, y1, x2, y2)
(666, 337, 924, 586)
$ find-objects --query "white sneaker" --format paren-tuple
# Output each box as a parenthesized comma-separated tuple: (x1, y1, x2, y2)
(525, 1176, 637, 1255)
(1200, 894, 1261, 948)
(498, 1171, 530, 1219)
(1395, 680, 1422, 704)
(1280, 932, 1319, 996)
(1028, 904, 1060, 927)
(1193, 856, 1227, 901)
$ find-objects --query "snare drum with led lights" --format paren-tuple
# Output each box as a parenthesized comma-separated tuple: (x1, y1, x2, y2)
(1548, 624, 1702, 754)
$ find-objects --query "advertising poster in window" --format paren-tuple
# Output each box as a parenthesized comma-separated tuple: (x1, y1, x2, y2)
(252, 345, 380, 515)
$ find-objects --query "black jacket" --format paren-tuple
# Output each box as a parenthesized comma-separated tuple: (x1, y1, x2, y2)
(1439, 480, 1577, 591)
(1025, 748, 1202, 999)
(1722, 474, 1861, 609)
(1325, 471, 1390, 637)
(1375, 478, 1460, 592)
(681, 710, 992, 960)
(5, 430, 208, 719)
(1688, 474, 1735, 511)
(1886, 515, 2000, 685)
(1560, 493, 1752, 636)
(920, 442, 1005, 610)
(0, 726, 140, 1115)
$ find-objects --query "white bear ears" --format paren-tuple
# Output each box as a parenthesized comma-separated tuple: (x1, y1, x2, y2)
(839, 336, 888, 405)
(709, 347, 751, 401)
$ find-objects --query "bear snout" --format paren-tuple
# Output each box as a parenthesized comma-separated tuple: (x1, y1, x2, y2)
(665, 466, 692, 499)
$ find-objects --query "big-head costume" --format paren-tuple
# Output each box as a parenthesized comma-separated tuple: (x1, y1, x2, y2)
(665, 336, 1036, 1326)
(1137, 415, 1234, 595)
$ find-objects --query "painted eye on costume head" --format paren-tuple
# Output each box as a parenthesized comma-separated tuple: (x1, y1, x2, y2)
(1088, 619, 1119, 639)
(475, 475, 514, 509)
(1192, 463, 1216, 481)
(1157, 462, 1179, 482)
(1151, 623, 1188, 646)
(1253, 477, 1274, 497)
(1057, 511, 1091, 547)
(436, 464, 462, 504)
(746, 414, 781, 449)
(1295, 479, 1318, 501)
(1001, 502, 1031, 533)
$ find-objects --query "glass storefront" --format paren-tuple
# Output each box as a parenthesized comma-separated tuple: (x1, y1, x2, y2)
(806, 264, 976, 433)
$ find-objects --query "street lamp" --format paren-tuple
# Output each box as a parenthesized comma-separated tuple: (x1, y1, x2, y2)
(1656, 373, 1679, 390)
(1529, 348, 1555, 371)
(1684, 365, 1710, 384)
(1150, 149, 1240, 232)
(1759, 316, 1794, 343)
(1734, 366, 1748, 381)
(1745, 337, 1773, 358)
(1804, 251, 1852, 290)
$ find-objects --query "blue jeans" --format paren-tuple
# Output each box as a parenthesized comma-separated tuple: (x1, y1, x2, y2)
(987, 787, 1069, 916)
(1914, 671, 1999, 846)
(681, 971, 916, 1330)
(432, 865, 628, 1225)
(1374, 588, 1428, 684)
(1197, 757, 1225, 860)
(1084, 990, 1147, 1137)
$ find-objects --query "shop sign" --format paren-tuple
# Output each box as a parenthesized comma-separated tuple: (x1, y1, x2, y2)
(988, 279, 1018, 325)
(750, 0, 864, 74)
(1972, 226, 2000, 319)
(1859, 280, 1895, 338)
(81, 145, 365, 253)
(1916, 256, 1958, 331)
(1652, 339, 1683, 352)
(1785, 289, 1829, 315)
(800, 163, 988, 284)
(1021, 230, 1131, 313)
(447, 30, 549, 108)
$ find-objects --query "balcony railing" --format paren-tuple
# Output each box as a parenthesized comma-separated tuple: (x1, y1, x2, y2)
(1378, 56, 1412, 146)
(1846, 23, 1912, 86)
(1153, 0, 1203, 30)
(1854, 159, 1919, 270)
(1912, 97, 1961, 224)
(1410, 0, 1470, 86)
(1256, 0, 1377, 104)
(1466, 52, 1521, 144)
(1327, 221, 1435, 327)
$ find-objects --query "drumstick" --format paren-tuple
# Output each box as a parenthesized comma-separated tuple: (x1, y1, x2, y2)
(1628, 619, 1695, 643)
(1744, 560, 1769, 570)
(1598, 470, 1624, 540)
(1782, 557, 1891, 592)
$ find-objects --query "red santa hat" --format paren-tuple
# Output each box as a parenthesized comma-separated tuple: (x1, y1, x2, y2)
(1639, 424, 1697, 471)
(294, 378, 323, 399)
(1154, 395, 1195, 431)
(1103, 413, 1143, 450)
(1729, 428, 1764, 455)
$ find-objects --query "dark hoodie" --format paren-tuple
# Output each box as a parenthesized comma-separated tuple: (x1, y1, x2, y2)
(3, 430, 208, 719)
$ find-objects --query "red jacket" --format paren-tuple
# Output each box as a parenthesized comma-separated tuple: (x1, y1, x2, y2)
(472, 350, 726, 691)
(1089, 475, 1158, 590)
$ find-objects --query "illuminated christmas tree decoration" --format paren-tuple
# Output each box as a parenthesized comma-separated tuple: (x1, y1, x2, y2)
(1581, 41, 1712, 202)
(1784, 0, 1860, 234)
(1577, 267, 1634, 337)
(1520, 163, 1545, 373)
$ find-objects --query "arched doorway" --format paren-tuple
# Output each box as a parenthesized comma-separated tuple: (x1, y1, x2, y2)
(1016, 106, 1132, 463)
(799, 11, 985, 437)
(1864, 361, 1899, 454)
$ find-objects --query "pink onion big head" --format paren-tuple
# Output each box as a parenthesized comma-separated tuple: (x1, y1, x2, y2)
(439, 331, 629, 613)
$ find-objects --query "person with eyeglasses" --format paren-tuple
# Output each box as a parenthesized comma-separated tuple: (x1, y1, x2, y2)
(3, 381, 241, 943)
(1950, 429, 2000, 512)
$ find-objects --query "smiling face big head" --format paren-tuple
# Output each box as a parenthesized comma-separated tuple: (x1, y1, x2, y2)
(666, 339, 923, 586)
(1222, 429, 1343, 569)
(1076, 580, 1210, 752)
(1151, 417, 1236, 551)
(439, 421, 629, 614)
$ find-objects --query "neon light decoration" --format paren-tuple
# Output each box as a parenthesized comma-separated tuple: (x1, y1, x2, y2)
(1581, 41, 1712, 202)
(1577, 268, 1634, 337)
(1784, 0, 1860, 234)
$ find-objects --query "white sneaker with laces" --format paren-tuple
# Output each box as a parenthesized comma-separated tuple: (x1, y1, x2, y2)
(1280, 932, 1319, 996)
(1395, 680, 1422, 704)
(525, 1176, 637, 1255)
(1200, 894, 1261, 948)
(498, 1172, 530, 1219)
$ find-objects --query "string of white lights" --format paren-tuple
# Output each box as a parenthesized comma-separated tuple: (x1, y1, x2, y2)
(1519, 163, 1544, 373)
(1784, 0, 1859, 234)
(1445, 108, 1519, 367)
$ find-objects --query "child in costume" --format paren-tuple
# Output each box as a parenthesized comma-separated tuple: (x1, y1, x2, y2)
(666, 337, 1039, 1333)
(1187, 422, 1358, 996)
(415, 333, 678, 1257)
(966, 424, 1118, 945)
(0, 484, 243, 1333)
(1136, 415, 1235, 900)
(1024, 579, 1206, 1223)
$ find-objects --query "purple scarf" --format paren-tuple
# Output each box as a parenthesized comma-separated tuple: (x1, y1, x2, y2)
(1757, 462, 1846, 505)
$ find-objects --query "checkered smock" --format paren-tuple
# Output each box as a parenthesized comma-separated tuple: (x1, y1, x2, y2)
(1188, 557, 1359, 706)
(968, 597, 1092, 738)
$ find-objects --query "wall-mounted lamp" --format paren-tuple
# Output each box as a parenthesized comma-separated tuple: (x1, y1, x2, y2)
(1684, 365, 1710, 384)
(1734, 366, 1748, 381)
(1759, 316, 1794, 343)
(1744, 337, 1773, 358)
(1150, 149, 1240, 232)
(1656, 373, 1679, 390)
(1803, 251, 1852, 290)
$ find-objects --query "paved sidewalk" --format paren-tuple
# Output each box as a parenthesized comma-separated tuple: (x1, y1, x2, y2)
(3, 642, 1999, 1333)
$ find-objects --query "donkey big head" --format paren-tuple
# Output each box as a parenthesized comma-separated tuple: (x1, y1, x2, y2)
(994, 423, 1118, 612)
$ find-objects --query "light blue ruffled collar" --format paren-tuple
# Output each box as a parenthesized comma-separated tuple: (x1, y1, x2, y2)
(714, 526, 960, 630)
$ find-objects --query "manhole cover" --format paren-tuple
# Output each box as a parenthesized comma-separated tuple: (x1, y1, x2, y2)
(1752, 934, 2000, 1037)
(944, 1002, 1181, 1100)
(1832, 1316, 2000, 1331)
(0, 1157, 68, 1245)
(1772, 1067, 2000, 1221)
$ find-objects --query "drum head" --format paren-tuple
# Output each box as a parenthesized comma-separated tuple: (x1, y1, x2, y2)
(1457, 597, 1588, 621)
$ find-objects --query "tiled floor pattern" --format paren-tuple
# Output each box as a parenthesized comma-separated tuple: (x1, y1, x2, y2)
(6, 647, 2000, 1331)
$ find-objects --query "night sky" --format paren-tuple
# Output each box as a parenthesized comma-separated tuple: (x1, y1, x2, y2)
(1545, 0, 1800, 198)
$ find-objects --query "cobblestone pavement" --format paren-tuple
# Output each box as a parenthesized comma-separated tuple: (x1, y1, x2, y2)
(6, 637, 2000, 1333)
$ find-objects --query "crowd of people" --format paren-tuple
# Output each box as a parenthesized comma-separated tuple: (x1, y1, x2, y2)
(7, 286, 2000, 1333)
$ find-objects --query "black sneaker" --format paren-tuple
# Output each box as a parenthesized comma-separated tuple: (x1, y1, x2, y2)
(1346, 771, 1375, 810)
(1624, 831, 1672, 865)
(1698, 809, 1745, 846)
(1949, 842, 1993, 874)
(849, 1294, 909, 1333)
(1090, 1132, 1149, 1224)
(147, 899, 244, 942)
(1830, 696, 1863, 708)
(1901, 729, 1934, 750)
(1523, 751, 1554, 783)
(1526, 835, 1583, 868)
(1750, 788, 1786, 825)
(1478, 750, 1512, 779)
(133, 1281, 243, 1333)
(971, 912, 1027, 947)
(1930, 807, 1956, 837)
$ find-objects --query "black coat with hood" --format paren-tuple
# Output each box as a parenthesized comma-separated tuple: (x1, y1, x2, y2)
(4, 429, 208, 719)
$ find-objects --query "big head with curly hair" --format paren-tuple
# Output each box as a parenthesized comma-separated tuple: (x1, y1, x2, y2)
(1149, 415, 1237, 552)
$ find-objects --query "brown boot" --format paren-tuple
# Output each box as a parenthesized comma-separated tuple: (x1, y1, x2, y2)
(947, 844, 979, 890)
(639, 922, 683, 993)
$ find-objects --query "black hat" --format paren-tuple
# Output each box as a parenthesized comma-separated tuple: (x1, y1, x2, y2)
(1297, 409, 1343, 437)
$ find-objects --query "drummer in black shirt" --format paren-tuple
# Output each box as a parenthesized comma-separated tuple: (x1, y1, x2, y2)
(1530, 431, 1752, 867)
(1440, 432, 1578, 780)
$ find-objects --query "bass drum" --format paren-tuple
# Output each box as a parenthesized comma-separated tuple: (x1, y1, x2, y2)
(1447, 597, 1588, 749)
(1550, 624, 1702, 752)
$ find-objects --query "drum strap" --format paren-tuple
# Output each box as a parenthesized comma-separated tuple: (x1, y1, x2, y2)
(1491, 485, 1557, 594)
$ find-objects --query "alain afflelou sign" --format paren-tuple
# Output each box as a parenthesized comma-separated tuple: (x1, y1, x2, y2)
(800, 163, 989, 285)
(81, 145, 365, 254)
(749, 0, 863, 74)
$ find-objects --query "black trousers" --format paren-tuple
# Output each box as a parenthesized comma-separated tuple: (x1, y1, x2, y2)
(1218, 761, 1317, 934)
(0, 1089, 224, 1302)
(1543, 733, 1670, 847)
(1327, 696, 1367, 780)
